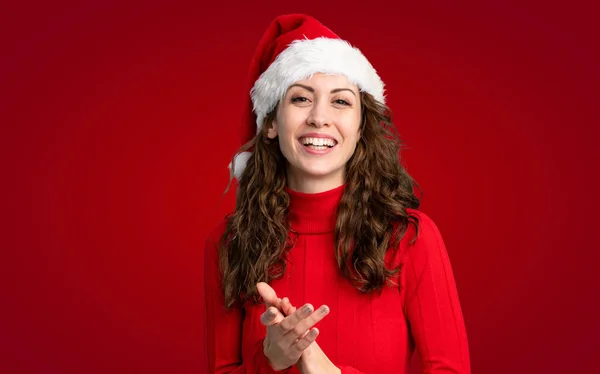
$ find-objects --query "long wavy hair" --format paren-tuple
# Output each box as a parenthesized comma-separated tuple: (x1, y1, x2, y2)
(219, 92, 422, 308)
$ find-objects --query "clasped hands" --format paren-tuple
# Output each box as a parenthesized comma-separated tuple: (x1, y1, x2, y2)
(256, 282, 341, 374)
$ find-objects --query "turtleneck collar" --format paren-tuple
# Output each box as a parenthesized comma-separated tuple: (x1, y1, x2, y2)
(285, 184, 345, 234)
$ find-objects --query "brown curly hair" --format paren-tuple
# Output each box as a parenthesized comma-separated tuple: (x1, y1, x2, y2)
(219, 92, 422, 308)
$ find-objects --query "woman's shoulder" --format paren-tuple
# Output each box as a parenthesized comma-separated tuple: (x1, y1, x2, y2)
(384, 208, 444, 276)
(205, 215, 232, 245)
(394, 208, 450, 271)
(401, 208, 444, 244)
(386, 208, 446, 262)
(203, 216, 233, 267)
(405, 207, 440, 230)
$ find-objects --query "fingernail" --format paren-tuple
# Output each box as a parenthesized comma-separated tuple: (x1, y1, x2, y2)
(302, 304, 313, 314)
(319, 306, 329, 315)
(266, 308, 275, 317)
(310, 329, 318, 336)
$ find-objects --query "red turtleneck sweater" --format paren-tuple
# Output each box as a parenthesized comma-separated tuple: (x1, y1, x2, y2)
(204, 185, 470, 373)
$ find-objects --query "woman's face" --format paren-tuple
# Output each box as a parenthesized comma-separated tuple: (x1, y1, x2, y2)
(268, 73, 362, 192)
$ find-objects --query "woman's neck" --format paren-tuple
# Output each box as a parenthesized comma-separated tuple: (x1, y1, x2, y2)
(285, 183, 345, 234)
(286, 169, 345, 194)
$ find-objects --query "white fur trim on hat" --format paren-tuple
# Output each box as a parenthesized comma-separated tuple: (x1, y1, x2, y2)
(228, 151, 252, 180)
(250, 37, 386, 131)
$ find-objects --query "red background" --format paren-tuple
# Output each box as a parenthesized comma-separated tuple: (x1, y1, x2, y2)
(2, 1, 599, 373)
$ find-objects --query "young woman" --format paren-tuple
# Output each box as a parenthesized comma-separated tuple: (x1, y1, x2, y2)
(204, 14, 471, 374)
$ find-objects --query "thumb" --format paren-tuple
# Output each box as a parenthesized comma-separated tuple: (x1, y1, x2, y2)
(256, 282, 278, 307)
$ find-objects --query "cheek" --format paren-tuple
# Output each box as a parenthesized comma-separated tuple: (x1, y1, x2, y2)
(339, 112, 362, 143)
(342, 126, 361, 146)
(344, 140, 359, 160)
(275, 127, 298, 159)
(274, 117, 301, 151)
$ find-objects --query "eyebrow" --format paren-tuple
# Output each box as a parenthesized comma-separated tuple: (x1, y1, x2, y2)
(288, 83, 357, 97)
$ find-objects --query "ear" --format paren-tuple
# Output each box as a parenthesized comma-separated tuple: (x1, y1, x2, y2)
(267, 118, 279, 139)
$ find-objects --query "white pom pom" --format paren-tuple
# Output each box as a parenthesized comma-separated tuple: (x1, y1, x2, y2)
(228, 151, 252, 180)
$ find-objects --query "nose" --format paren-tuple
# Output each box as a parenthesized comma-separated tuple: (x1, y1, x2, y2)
(306, 100, 331, 128)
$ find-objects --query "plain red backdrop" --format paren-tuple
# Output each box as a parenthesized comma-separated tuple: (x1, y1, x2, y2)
(2, 1, 599, 373)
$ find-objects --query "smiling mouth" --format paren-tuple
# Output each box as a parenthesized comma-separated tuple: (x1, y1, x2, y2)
(299, 137, 338, 150)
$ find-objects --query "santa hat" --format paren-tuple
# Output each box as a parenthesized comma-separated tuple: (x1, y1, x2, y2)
(229, 14, 386, 179)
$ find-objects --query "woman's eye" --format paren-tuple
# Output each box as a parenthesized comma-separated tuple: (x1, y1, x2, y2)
(334, 99, 350, 106)
(291, 96, 309, 103)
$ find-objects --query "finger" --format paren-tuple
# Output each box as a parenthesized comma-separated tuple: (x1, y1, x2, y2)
(256, 282, 278, 307)
(259, 306, 277, 326)
(278, 303, 315, 332)
(282, 305, 330, 345)
(298, 327, 310, 339)
(294, 328, 319, 351)
(260, 306, 285, 326)
(271, 307, 286, 325)
(281, 297, 295, 316)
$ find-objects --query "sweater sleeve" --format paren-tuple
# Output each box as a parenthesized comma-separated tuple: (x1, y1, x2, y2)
(402, 213, 471, 374)
(204, 227, 292, 374)
(336, 365, 368, 373)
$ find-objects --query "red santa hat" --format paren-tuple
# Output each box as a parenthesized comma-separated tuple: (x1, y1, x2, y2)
(230, 14, 386, 179)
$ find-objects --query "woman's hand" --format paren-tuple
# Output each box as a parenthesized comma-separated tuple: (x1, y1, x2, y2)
(256, 282, 330, 371)
(278, 296, 341, 374)
(297, 341, 341, 374)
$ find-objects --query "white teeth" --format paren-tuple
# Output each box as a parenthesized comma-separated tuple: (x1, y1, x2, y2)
(300, 137, 337, 147)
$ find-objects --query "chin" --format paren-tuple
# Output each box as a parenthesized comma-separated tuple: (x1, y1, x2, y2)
(304, 170, 334, 178)
(298, 164, 342, 179)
